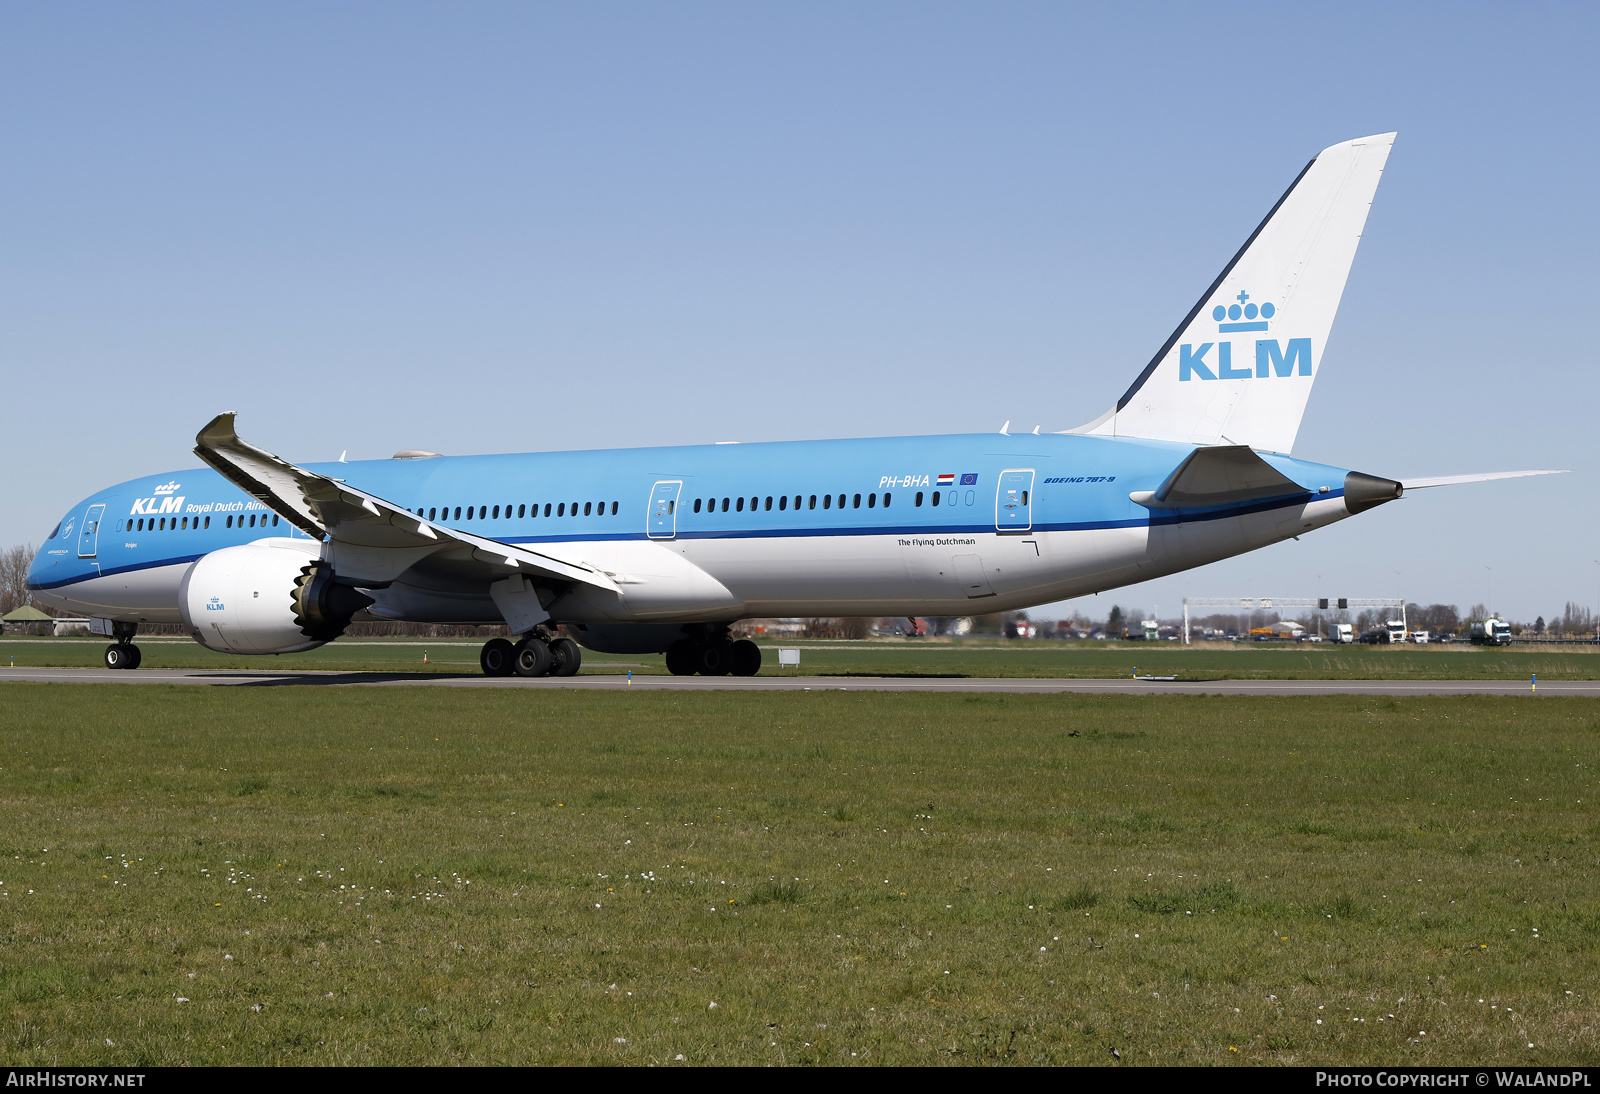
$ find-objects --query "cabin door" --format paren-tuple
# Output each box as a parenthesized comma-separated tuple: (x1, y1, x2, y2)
(647, 481, 682, 540)
(78, 504, 105, 558)
(995, 469, 1034, 534)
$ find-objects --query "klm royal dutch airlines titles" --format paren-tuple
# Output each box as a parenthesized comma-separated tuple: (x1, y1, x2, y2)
(28, 134, 1563, 676)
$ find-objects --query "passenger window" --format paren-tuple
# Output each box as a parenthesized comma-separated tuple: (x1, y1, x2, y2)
(584, 502, 592, 516)
(453, 507, 461, 520)
(749, 497, 757, 511)
(694, 498, 702, 513)
(794, 495, 802, 510)
(427, 507, 435, 520)
(1021, 490, 1028, 505)
(226, 516, 233, 528)
(883, 492, 891, 508)
(736, 497, 744, 512)
(867, 493, 876, 508)
(204, 516, 210, 529)
(721, 498, 729, 512)
(822, 494, 831, 509)
(668, 500, 675, 514)
(808, 495, 816, 510)
(849, 494, 858, 509)
(611, 501, 618, 515)
(931, 491, 940, 507)
(273, 515, 280, 526)
(492, 505, 500, 519)
(558, 503, 565, 517)
(543, 503, 551, 517)
(778, 495, 787, 511)
(764, 496, 772, 511)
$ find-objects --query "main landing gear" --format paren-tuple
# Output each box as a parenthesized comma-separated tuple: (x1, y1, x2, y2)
(480, 633, 581, 678)
(103, 642, 142, 670)
(665, 636, 761, 677)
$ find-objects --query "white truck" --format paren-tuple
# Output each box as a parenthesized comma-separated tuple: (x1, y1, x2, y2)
(1330, 623, 1355, 644)
(1385, 620, 1407, 644)
(1470, 618, 1513, 646)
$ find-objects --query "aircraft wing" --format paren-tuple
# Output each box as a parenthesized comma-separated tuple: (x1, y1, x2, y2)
(1401, 469, 1569, 490)
(192, 412, 619, 592)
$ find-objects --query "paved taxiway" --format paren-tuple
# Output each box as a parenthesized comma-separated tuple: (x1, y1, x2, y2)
(3, 667, 1595, 695)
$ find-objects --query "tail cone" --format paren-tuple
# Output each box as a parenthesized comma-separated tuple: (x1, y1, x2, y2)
(1343, 472, 1403, 515)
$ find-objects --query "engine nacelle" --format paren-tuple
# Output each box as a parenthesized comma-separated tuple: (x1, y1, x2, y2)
(179, 540, 372, 655)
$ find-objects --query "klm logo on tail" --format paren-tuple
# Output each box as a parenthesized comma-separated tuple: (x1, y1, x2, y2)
(1180, 291, 1310, 382)
(1213, 290, 1275, 332)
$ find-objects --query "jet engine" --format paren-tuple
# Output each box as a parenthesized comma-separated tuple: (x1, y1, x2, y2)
(178, 540, 373, 654)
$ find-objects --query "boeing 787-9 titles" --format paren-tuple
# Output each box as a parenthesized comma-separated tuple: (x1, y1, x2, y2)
(27, 134, 1564, 676)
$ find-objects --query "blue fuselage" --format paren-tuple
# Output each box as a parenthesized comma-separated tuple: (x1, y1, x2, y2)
(30, 431, 1354, 623)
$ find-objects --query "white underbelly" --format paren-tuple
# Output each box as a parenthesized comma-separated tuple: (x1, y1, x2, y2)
(32, 562, 189, 623)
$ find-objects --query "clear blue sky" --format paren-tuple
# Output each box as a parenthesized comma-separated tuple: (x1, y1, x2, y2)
(3, 2, 1595, 623)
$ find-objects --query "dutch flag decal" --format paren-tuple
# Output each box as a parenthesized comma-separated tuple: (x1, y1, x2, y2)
(937, 474, 955, 486)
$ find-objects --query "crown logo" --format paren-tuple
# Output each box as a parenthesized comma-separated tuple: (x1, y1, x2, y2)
(1212, 291, 1274, 332)
(153, 481, 181, 495)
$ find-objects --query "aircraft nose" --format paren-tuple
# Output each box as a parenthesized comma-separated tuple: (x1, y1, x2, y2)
(25, 541, 52, 590)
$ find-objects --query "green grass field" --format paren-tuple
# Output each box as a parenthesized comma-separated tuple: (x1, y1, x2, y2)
(1, 683, 1596, 1065)
(3, 635, 1598, 680)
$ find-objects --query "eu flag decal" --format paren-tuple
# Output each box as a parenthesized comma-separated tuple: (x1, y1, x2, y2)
(960, 473, 978, 486)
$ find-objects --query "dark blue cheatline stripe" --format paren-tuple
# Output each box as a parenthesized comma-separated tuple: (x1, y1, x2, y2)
(29, 553, 206, 590)
(1144, 490, 1328, 526)
(32, 490, 1343, 589)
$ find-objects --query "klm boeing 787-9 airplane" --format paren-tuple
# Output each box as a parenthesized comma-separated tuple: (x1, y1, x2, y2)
(27, 134, 1562, 676)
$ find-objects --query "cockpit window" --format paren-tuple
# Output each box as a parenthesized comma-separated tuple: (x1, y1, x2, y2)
(50, 522, 61, 539)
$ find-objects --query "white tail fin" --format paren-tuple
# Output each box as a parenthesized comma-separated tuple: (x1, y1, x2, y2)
(1070, 133, 1395, 454)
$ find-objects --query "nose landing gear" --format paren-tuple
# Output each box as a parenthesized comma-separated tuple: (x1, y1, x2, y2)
(103, 643, 142, 670)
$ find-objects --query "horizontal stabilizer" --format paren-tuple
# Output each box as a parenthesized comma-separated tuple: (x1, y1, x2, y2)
(193, 413, 619, 593)
(1401, 469, 1569, 490)
(1130, 445, 1307, 509)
